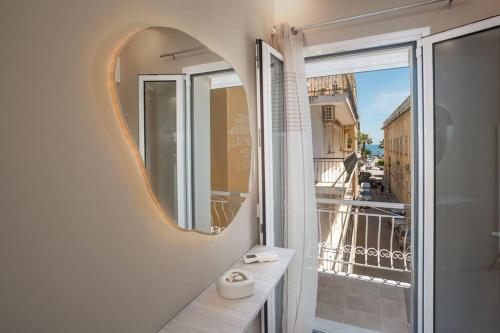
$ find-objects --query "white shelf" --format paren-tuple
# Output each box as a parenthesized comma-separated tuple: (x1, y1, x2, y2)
(159, 245, 295, 333)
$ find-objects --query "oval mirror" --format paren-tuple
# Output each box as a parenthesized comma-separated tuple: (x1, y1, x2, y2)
(115, 27, 251, 234)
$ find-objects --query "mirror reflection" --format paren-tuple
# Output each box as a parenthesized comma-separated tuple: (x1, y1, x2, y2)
(115, 27, 251, 234)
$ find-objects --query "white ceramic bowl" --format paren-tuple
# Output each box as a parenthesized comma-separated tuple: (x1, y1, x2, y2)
(216, 269, 255, 299)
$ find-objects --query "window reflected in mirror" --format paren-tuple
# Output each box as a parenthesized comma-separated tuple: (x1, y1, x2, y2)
(115, 27, 251, 234)
(191, 71, 250, 232)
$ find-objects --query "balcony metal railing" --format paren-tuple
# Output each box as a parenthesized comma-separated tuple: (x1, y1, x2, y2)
(314, 157, 344, 184)
(317, 198, 411, 277)
(314, 152, 358, 186)
(210, 191, 247, 234)
(308, 75, 350, 97)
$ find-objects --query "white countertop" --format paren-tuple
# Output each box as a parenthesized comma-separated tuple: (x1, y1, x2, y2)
(159, 245, 295, 333)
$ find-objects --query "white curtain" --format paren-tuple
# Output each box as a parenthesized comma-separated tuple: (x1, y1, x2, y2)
(273, 23, 318, 333)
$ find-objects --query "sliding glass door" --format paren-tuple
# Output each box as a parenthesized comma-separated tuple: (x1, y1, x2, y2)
(423, 16, 500, 333)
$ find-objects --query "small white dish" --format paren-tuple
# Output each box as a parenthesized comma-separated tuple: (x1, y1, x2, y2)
(216, 269, 255, 299)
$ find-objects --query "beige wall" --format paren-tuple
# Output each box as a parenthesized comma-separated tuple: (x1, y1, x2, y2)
(384, 109, 412, 204)
(227, 87, 252, 194)
(210, 86, 251, 194)
(0, 1, 273, 332)
(274, 0, 500, 46)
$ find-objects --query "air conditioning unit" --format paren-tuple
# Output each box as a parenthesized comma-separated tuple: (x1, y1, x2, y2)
(322, 105, 335, 123)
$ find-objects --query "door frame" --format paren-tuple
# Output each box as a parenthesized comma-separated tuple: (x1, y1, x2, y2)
(138, 74, 186, 228)
(182, 61, 237, 229)
(303, 27, 430, 57)
(257, 40, 284, 247)
(257, 27, 432, 332)
(256, 39, 284, 333)
(421, 15, 500, 333)
(303, 27, 429, 333)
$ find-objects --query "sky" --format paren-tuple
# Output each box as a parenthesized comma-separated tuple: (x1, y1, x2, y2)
(354, 67, 411, 144)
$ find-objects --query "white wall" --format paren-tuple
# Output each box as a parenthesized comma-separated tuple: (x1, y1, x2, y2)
(0, 1, 273, 332)
(117, 27, 224, 143)
(311, 105, 344, 158)
(274, 0, 500, 46)
(311, 105, 325, 158)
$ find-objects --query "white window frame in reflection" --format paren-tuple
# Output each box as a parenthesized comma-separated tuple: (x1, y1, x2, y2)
(182, 61, 243, 230)
(138, 75, 187, 228)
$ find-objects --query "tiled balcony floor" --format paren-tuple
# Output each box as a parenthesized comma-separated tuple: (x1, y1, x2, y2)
(315, 273, 410, 333)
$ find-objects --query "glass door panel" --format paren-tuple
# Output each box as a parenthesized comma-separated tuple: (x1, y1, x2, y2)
(270, 54, 285, 251)
(144, 81, 178, 220)
(270, 52, 285, 333)
(257, 40, 285, 333)
(431, 23, 500, 333)
(139, 75, 185, 227)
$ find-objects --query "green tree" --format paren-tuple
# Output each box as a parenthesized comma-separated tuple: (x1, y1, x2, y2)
(379, 139, 384, 149)
(359, 132, 373, 157)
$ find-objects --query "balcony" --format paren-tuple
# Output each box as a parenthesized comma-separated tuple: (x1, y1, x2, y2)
(317, 198, 411, 279)
(314, 152, 358, 188)
(314, 198, 411, 332)
(308, 75, 359, 125)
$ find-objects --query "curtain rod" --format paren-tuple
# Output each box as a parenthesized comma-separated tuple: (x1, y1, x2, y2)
(291, 0, 453, 34)
(160, 46, 206, 59)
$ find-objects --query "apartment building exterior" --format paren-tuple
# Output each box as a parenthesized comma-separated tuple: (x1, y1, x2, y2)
(307, 74, 360, 199)
(382, 96, 411, 204)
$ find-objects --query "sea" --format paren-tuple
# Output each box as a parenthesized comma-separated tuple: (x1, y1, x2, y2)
(366, 143, 384, 156)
